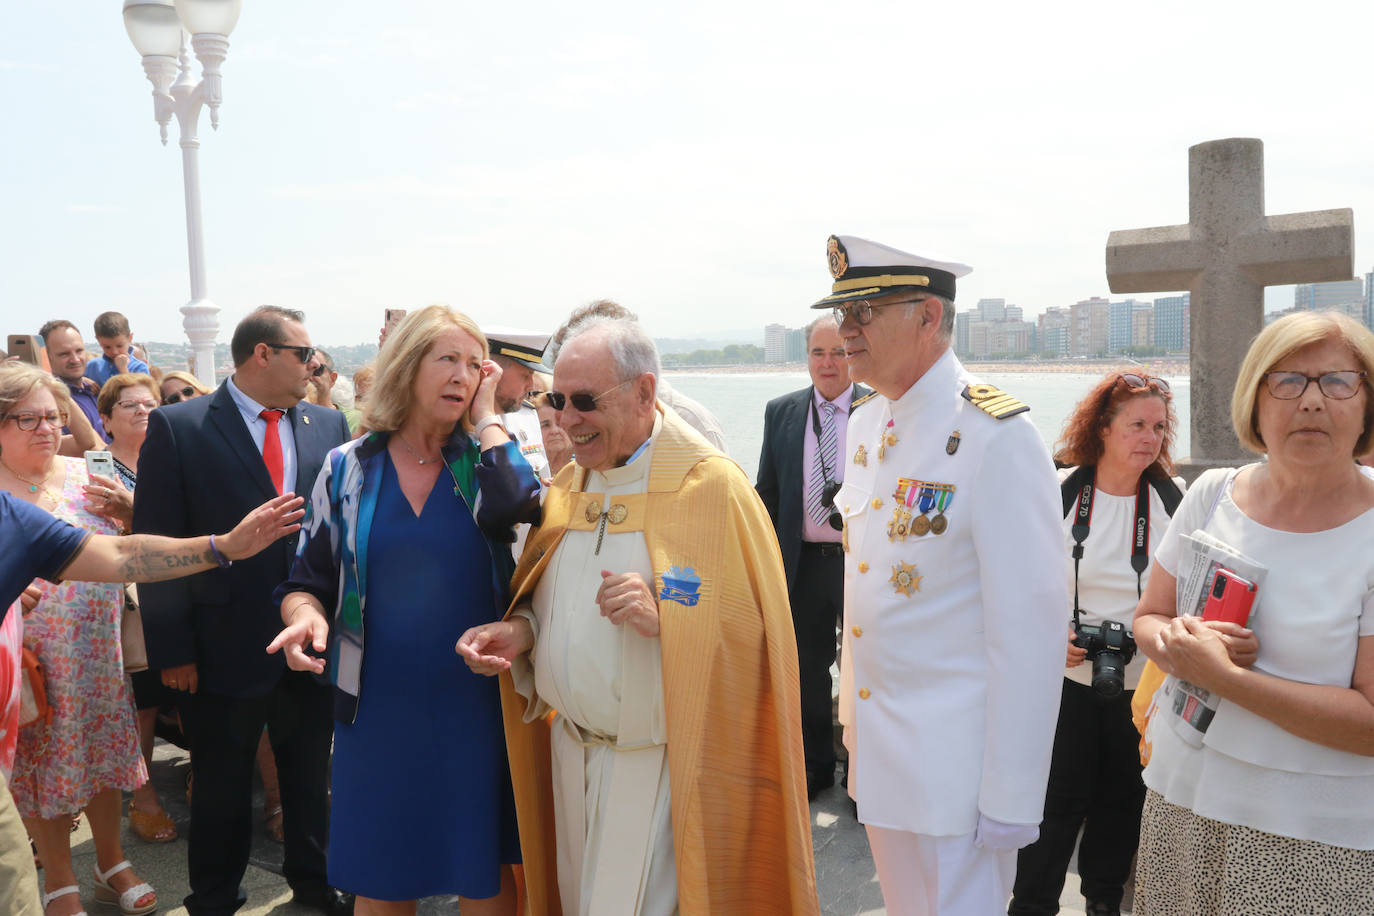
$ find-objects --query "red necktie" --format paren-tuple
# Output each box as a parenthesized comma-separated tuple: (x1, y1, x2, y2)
(260, 409, 285, 494)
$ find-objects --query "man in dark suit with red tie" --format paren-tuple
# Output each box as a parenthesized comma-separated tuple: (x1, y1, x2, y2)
(134, 307, 353, 915)
(756, 316, 871, 799)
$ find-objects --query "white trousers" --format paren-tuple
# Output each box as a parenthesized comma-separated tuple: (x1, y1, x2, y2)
(865, 825, 1016, 916)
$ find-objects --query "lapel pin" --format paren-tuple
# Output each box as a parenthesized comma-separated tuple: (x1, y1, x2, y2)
(303, 415, 310, 425)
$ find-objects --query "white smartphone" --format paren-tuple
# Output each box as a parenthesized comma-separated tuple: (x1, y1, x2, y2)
(85, 450, 115, 481)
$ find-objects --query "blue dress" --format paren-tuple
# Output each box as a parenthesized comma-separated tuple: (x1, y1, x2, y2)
(328, 456, 520, 901)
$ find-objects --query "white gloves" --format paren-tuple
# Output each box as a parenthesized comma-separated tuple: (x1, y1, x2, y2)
(973, 814, 1039, 851)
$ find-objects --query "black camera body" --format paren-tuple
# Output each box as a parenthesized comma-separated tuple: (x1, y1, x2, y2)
(1072, 619, 1137, 698)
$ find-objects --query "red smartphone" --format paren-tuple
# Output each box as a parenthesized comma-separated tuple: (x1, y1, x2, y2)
(1202, 567, 1257, 626)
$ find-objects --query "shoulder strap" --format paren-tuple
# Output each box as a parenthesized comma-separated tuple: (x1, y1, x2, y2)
(1144, 467, 1184, 516)
(851, 390, 879, 410)
(962, 383, 1029, 419)
(1061, 465, 1095, 518)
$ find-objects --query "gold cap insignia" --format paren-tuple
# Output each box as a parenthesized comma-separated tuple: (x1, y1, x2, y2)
(827, 235, 849, 279)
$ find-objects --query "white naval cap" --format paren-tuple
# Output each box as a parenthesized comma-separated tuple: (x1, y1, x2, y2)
(482, 326, 551, 371)
(812, 234, 973, 307)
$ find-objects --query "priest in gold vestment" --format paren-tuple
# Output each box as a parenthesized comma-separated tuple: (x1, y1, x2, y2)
(459, 318, 818, 916)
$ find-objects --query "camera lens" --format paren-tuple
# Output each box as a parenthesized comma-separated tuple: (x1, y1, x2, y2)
(1091, 652, 1127, 698)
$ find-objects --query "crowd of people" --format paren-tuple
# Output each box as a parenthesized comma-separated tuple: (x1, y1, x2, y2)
(3, 234, 1373, 916)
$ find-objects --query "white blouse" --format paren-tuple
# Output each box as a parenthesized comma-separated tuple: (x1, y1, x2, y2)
(1146, 466, 1374, 849)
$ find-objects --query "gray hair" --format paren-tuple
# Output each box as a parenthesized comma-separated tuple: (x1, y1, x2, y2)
(902, 293, 955, 339)
(559, 316, 660, 382)
(805, 315, 833, 348)
(547, 299, 638, 366)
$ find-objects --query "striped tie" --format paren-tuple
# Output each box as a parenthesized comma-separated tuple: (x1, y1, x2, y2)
(807, 400, 839, 526)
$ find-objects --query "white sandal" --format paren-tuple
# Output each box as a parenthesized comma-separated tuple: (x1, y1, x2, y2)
(40, 885, 87, 916)
(92, 861, 157, 916)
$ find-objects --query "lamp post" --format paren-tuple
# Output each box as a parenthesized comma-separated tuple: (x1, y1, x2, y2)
(123, 0, 242, 385)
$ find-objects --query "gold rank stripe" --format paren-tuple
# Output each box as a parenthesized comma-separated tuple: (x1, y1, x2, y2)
(496, 345, 542, 362)
(852, 391, 880, 409)
(831, 273, 931, 293)
(963, 384, 1030, 419)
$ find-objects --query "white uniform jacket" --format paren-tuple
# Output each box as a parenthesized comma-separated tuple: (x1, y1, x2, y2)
(837, 349, 1067, 836)
(504, 406, 550, 479)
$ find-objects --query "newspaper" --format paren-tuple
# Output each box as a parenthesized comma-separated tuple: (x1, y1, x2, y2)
(1158, 530, 1267, 747)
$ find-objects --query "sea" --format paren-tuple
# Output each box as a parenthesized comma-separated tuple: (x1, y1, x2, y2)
(666, 371, 1191, 482)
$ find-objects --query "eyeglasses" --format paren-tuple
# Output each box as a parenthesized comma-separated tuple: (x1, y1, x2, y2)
(3, 411, 68, 431)
(1117, 374, 1171, 395)
(546, 379, 634, 412)
(311, 364, 329, 378)
(832, 297, 926, 327)
(264, 343, 318, 364)
(115, 398, 159, 412)
(163, 386, 197, 405)
(1261, 370, 1367, 400)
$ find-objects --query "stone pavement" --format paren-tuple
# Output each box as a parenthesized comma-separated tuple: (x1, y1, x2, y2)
(52, 742, 1118, 915)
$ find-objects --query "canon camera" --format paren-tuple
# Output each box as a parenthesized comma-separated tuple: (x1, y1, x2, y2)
(1071, 619, 1137, 698)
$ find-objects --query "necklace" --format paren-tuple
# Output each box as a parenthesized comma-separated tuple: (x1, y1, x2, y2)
(1, 457, 59, 504)
(396, 433, 442, 466)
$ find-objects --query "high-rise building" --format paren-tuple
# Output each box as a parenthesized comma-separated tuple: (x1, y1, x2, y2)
(1109, 299, 1152, 353)
(1294, 279, 1364, 315)
(785, 327, 807, 363)
(1154, 293, 1190, 352)
(975, 298, 1007, 322)
(1038, 307, 1070, 357)
(1069, 297, 1110, 357)
(764, 323, 788, 363)
(1366, 271, 1374, 329)
(1131, 308, 1155, 349)
(955, 312, 971, 356)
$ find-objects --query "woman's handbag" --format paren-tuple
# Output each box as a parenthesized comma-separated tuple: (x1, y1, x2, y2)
(18, 648, 51, 728)
(122, 584, 149, 673)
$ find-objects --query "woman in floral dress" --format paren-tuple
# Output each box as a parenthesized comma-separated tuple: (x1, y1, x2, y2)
(0, 364, 155, 916)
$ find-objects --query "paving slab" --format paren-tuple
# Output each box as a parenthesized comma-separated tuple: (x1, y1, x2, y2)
(49, 742, 1124, 914)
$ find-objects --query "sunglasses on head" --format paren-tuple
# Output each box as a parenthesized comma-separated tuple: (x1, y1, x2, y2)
(545, 379, 633, 412)
(163, 386, 197, 405)
(1117, 373, 1171, 394)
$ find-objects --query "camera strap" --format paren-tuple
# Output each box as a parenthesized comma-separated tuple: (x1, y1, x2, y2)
(1067, 466, 1152, 627)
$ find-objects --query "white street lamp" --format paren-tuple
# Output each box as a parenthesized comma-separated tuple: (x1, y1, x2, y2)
(123, 0, 242, 385)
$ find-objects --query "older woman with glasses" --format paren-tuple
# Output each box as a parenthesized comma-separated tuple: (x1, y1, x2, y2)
(1010, 370, 1182, 916)
(0, 364, 157, 916)
(1132, 311, 1374, 914)
(268, 305, 539, 914)
(85, 374, 179, 845)
(157, 370, 211, 407)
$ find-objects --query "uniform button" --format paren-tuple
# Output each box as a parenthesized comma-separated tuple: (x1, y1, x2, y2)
(844, 505, 850, 513)
(872, 498, 883, 509)
(859, 687, 871, 700)
(851, 625, 863, 637)
(858, 562, 869, 573)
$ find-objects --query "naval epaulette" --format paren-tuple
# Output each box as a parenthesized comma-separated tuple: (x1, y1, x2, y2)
(851, 391, 880, 409)
(961, 383, 1029, 419)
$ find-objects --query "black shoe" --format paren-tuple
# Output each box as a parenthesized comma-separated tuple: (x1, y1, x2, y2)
(292, 886, 355, 915)
(1084, 901, 1121, 916)
(806, 768, 836, 801)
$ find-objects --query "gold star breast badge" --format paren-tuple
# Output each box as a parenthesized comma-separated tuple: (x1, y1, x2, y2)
(890, 561, 922, 597)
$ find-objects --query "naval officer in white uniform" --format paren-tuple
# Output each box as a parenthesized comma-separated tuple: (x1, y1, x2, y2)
(815, 235, 1068, 915)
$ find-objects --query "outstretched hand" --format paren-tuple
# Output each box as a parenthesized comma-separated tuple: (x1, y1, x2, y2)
(457, 617, 534, 676)
(266, 605, 330, 674)
(218, 493, 305, 561)
(596, 569, 660, 638)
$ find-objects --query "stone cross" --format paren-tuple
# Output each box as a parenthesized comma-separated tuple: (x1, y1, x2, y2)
(1106, 138, 1353, 476)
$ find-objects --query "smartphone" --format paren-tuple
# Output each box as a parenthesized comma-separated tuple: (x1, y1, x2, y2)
(384, 308, 407, 332)
(85, 450, 116, 482)
(6, 334, 44, 366)
(1202, 567, 1257, 626)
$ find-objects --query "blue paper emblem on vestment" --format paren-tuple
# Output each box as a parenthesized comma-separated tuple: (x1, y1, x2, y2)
(658, 566, 701, 606)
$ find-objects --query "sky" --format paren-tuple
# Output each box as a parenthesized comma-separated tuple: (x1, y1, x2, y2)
(3, 0, 1372, 349)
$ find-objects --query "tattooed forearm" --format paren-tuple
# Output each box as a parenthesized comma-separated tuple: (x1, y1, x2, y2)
(117, 536, 214, 582)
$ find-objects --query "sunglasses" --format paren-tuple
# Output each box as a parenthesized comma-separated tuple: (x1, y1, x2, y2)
(163, 386, 197, 405)
(546, 379, 633, 412)
(264, 343, 317, 364)
(311, 364, 330, 378)
(1117, 373, 1171, 394)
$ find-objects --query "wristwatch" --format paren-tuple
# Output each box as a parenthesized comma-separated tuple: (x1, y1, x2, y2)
(473, 414, 507, 436)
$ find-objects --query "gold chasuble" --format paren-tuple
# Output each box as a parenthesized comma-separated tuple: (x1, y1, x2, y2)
(499, 405, 818, 916)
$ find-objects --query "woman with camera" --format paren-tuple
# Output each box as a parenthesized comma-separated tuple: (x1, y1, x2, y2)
(1132, 311, 1374, 914)
(1009, 370, 1181, 916)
